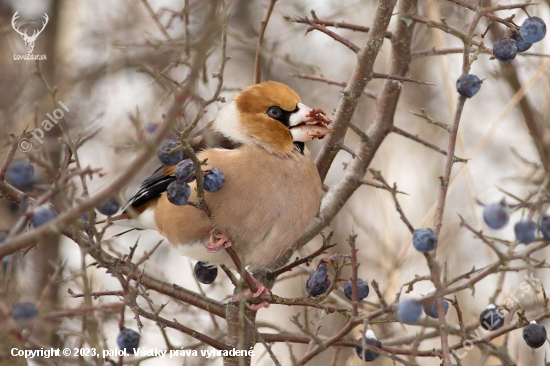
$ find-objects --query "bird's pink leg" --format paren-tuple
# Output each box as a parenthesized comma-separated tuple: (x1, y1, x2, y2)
(233, 275, 271, 310)
(206, 230, 231, 253)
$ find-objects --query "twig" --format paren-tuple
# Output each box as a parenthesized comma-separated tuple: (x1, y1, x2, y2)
(348, 231, 359, 317)
(409, 109, 450, 131)
(293, 74, 378, 99)
(372, 72, 434, 85)
(287, 16, 360, 53)
(254, 0, 278, 84)
(273, 233, 336, 276)
(225, 247, 259, 294)
(391, 125, 467, 163)
(369, 169, 415, 234)
(288, 16, 394, 39)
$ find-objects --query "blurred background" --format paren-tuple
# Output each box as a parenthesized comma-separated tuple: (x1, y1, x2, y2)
(0, 0, 549, 365)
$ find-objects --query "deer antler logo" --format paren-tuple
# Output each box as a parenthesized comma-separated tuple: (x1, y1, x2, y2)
(11, 11, 49, 54)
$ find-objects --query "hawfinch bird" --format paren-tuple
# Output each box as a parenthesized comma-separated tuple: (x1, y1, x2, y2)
(113, 81, 331, 298)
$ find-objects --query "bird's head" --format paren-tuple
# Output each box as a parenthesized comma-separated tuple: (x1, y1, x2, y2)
(213, 81, 333, 155)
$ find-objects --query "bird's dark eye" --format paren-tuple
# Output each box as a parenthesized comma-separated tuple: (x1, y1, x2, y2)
(267, 106, 282, 119)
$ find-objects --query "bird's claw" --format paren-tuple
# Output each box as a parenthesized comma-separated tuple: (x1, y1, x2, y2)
(233, 277, 271, 310)
(206, 230, 231, 253)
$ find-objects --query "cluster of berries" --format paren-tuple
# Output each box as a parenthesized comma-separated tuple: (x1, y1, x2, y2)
(483, 202, 550, 244)
(397, 299, 546, 350)
(455, 17, 547, 100)
(304, 259, 376, 361)
(480, 305, 547, 348)
(305, 260, 370, 301)
(493, 17, 546, 63)
(5, 157, 120, 229)
(158, 140, 225, 207)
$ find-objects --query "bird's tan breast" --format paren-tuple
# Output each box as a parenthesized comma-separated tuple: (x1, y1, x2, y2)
(202, 146, 322, 269)
(155, 145, 322, 269)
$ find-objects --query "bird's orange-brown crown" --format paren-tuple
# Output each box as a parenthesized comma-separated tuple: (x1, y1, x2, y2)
(235, 81, 302, 155)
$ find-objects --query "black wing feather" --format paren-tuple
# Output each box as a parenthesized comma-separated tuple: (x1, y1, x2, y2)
(124, 168, 176, 211)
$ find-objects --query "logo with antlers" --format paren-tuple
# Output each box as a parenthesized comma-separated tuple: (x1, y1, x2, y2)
(11, 11, 49, 54)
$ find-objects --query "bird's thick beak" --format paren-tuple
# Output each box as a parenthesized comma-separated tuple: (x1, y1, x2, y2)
(289, 103, 334, 142)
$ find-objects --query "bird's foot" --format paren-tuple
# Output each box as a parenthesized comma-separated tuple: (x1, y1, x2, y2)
(233, 276, 271, 310)
(206, 230, 231, 253)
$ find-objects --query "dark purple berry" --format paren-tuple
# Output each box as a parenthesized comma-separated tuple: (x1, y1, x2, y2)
(423, 289, 450, 318)
(166, 181, 191, 206)
(397, 299, 423, 325)
(117, 328, 141, 354)
(514, 219, 538, 244)
(31, 205, 57, 227)
(12, 301, 38, 321)
(456, 74, 481, 98)
(540, 216, 550, 240)
(96, 198, 119, 216)
(523, 321, 547, 348)
(412, 228, 437, 253)
(520, 17, 546, 44)
(7, 159, 34, 190)
(306, 261, 331, 297)
(483, 203, 509, 229)
(493, 37, 518, 63)
(344, 278, 369, 301)
(203, 168, 225, 193)
(194, 262, 217, 284)
(175, 159, 196, 182)
(480, 304, 505, 330)
(355, 330, 381, 362)
(509, 32, 532, 52)
(157, 140, 183, 166)
(144, 122, 158, 134)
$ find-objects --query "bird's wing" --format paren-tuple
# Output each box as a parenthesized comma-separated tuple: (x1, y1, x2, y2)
(120, 121, 242, 217)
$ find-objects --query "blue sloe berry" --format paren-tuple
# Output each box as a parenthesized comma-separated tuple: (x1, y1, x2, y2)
(523, 321, 547, 349)
(203, 168, 225, 193)
(7, 159, 34, 190)
(144, 122, 158, 134)
(157, 140, 183, 166)
(397, 299, 423, 325)
(479, 305, 505, 330)
(12, 301, 38, 321)
(31, 205, 57, 227)
(355, 330, 381, 362)
(423, 290, 450, 319)
(456, 74, 481, 98)
(509, 32, 532, 52)
(117, 328, 141, 354)
(166, 181, 191, 206)
(520, 17, 546, 44)
(175, 159, 196, 182)
(344, 278, 369, 301)
(514, 219, 538, 244)
(540, 216, 550, 240)
(483, 203, 509, 229)
(306, 261, 331, 297)
(194, 262, 217, 284)
(412, 228, 437, 253)
(96, 198, 120, 216)
(493, 37, 518, 63)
